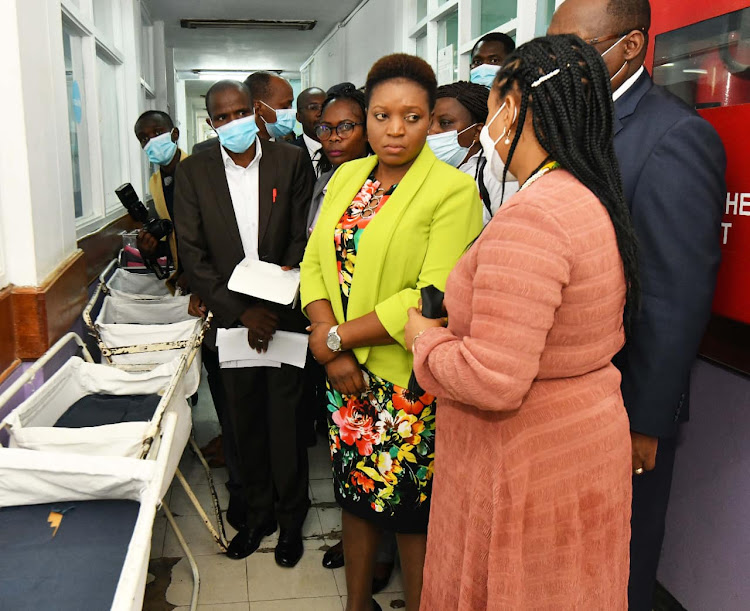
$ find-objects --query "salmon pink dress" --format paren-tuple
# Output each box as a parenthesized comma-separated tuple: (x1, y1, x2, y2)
(414, 170, 632, 610)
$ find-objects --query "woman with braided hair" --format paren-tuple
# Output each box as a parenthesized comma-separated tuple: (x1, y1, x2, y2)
(427, 81, 518, 223)
(405, 34, 638, 609)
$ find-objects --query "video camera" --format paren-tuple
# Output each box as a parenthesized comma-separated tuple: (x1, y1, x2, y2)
(115, 183, 173, 241)
(115, 183, 173, 279)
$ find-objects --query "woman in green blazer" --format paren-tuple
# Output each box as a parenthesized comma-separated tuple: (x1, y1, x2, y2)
(300, 54, 482, 611)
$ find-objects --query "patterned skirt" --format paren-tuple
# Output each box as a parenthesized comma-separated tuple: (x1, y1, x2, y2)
(326, 367, 437, 533)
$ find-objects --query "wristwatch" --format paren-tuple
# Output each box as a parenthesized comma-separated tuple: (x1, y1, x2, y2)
(326, 325, 343, 352)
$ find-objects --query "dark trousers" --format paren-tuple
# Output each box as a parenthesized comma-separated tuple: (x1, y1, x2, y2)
(201, 345, 243, 498)
(221, 364, 310, 531)
(628, 434, 678, 611)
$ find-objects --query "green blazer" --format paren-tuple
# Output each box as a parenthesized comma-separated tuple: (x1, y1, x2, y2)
(300, 145, 483, 388)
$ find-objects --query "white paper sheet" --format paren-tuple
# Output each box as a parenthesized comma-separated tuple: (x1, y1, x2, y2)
(216, 328, 309, 369)
(220, 359, 282, 369)
(227, 258, 300, 305)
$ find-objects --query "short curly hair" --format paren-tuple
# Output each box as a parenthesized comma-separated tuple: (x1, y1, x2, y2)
(365, 53, 437, 110)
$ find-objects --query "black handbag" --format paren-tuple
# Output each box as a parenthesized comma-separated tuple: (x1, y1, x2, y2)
(407, 285, 445, 397)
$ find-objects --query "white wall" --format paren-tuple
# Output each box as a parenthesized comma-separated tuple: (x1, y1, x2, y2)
(0, 0, 78, 287)
(301, 0, 404, 90)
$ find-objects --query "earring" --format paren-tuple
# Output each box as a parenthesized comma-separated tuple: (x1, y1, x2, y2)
(504, 129, 512, 145)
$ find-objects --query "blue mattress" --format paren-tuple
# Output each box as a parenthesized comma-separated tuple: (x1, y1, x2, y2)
(54, 393, 160, 428)
(0, 499, 141, 610)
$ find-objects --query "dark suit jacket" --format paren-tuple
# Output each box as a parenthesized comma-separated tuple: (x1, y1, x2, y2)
(173, 138, 315, 336)
(191, 137, 219, 155)
(612, 71, 726, 438)
(291, 134, 306, 149)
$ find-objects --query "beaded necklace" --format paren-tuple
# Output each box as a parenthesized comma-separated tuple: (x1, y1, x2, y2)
(519, 160, 560, 192)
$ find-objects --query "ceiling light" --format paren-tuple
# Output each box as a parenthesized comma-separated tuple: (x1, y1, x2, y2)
(683, 69, 708, 75)
(180, 19, 317, 31)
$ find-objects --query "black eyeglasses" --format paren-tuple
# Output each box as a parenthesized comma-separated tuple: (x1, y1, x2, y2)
(315, 121, 364, 141)
(302, 103, 323, 112)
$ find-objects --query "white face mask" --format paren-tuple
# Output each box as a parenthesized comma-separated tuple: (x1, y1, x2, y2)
(426, 124, 477, 167)
(479, 101, 516, 180)
(601, 34, 628, 82)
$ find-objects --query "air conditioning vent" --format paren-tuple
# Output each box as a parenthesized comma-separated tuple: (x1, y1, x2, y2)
(180, 19, 317, 31)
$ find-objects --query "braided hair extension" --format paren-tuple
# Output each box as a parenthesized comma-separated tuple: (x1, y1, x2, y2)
(436, 81, 490, 125)
(493, 34, 640, 334)
(317, 83, 370, 174)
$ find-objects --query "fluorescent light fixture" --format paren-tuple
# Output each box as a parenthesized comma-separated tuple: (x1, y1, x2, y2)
(180, 19, 317, 31)
(683, 69, 708, 75)
(188, 69, 282, 81)
(656, 63, 675, 68)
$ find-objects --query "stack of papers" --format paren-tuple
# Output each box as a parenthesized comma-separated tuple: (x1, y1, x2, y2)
(228, 259, 300, 305)
(216, 328, 309, 370)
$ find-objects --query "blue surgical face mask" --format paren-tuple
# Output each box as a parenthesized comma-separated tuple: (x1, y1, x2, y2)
(470, 63, 501, 88)
(427, 124, 477, 167)
(260, 101, 297, 139)
(212, 115, 259, 154)
(144, 130, 178, 166)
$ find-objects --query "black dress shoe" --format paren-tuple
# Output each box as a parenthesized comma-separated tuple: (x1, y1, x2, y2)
(225, 495, 247, 532)
(322, 540, 344, 569)
(225, 520, 276, 559)
(274, 528, 304, 567)
(372, 561, 394, 594)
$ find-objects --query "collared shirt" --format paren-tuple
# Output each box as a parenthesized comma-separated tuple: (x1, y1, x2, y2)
(220, 138, 262, 260)
(613, 66, 645, 102)
(303, 133, 323, 177)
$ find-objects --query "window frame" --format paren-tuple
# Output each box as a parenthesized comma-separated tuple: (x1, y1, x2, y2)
(61, 0, 150, 239)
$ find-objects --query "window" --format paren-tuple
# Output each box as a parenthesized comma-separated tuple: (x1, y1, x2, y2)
(416, 33, 428, 60)
(653, 7, 750, 109)
(438, 11, 459, 84)
(472, 0, 517, 38)
(96, 53, 125, 210)
(417, 0, 428, 22)
(63, 28, 92, 220)
(60, 0, 146, 237)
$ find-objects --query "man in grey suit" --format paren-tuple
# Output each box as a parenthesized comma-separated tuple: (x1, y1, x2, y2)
(174, 80, 315, 567)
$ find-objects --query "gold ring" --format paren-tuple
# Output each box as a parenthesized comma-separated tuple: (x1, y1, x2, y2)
(634, 467, 644, 475)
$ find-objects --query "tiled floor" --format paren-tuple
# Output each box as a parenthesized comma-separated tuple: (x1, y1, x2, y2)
(144, 375, 406, 610)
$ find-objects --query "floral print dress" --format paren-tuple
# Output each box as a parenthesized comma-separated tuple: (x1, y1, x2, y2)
(327, 176, 437, 533)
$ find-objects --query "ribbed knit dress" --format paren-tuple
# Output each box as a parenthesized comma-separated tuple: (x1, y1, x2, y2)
(413, 170, 632, 610)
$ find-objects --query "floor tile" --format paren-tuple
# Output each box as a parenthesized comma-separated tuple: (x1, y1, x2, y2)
(173, 604, 250, 611)
(170, 482, 230, 516)
(318, 507, 342, 539)
(308, 444, 333, 480)
(167, 554, 248, 606)
(246, 550, 339, 601)
(341, 591, 406, 609)
(163, 512, 234, 557)
(250, 596, 343, 610)
(150, 515, 167, 559)
(310, 479, 336, 506)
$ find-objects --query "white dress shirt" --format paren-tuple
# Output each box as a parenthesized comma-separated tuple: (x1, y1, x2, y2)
(613, 66, 645, 102)
(303, 133, 323, 176)
(460, 152, 519, 225)
(221, 138, 262, 260)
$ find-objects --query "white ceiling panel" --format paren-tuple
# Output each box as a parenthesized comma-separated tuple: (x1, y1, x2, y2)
(149, 0, 363, 75)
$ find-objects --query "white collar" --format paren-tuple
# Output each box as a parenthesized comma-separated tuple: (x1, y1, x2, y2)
(613, 66, 645, 102)
(220, 137, 262, 169)
(303, 133, 322, 153)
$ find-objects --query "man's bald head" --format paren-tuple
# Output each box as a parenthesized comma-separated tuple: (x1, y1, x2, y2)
(548, 0, 650, 90)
